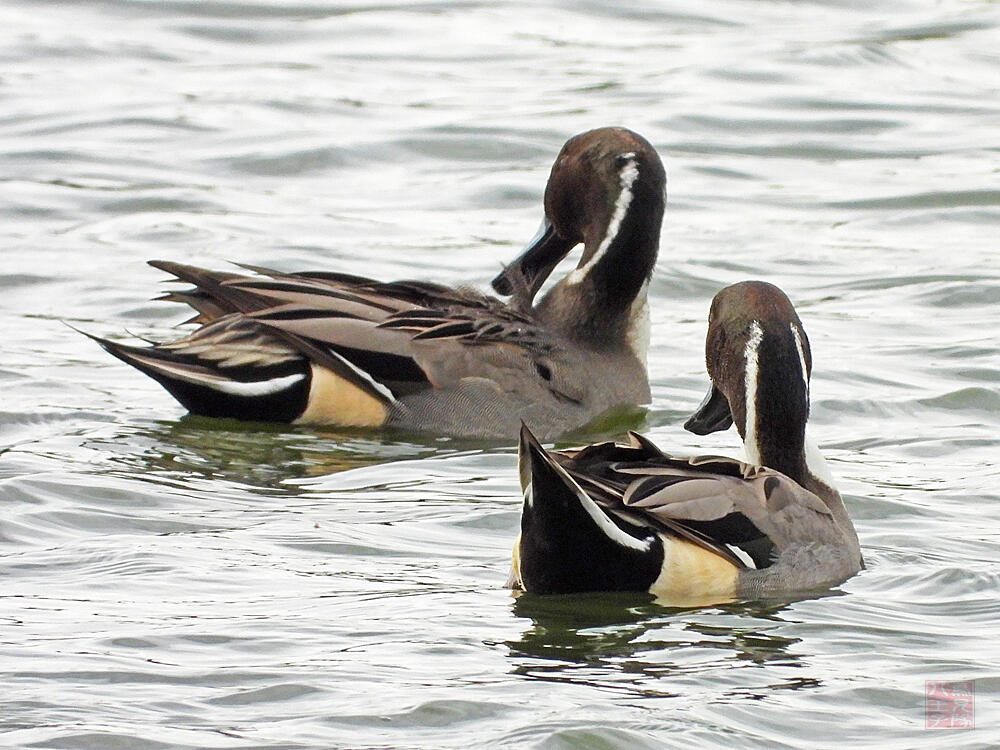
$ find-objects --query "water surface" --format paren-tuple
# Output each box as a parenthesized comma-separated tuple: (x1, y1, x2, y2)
(2, 1, 999, 747)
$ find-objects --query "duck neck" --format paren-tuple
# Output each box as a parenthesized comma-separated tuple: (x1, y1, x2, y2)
(537, 172, 663, 352)
(799, 438, 860, 552)
(741, 320, 810, 485)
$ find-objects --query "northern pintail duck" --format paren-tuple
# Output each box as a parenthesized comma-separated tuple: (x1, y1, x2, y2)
(511, 281, 863, 603)
(91, 127, 666, 439)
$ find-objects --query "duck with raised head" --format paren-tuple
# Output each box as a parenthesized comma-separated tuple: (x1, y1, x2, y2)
(511, 281, 863, 604)
(90, 127, 666, 439)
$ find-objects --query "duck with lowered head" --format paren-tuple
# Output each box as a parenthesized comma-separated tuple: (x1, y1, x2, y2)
(511, 281, 863, 605)
(89, 127, 666, 440)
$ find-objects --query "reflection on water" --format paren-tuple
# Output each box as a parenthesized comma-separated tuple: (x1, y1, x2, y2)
(84, 417, 463, 487)
(506, 592, 812, 691)
(82, 406, 652, 488)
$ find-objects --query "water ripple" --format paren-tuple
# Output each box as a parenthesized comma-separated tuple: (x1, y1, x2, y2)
(3, 0, 1000, 747)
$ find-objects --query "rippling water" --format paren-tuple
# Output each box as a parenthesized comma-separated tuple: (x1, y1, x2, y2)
(3, 1, 999, 747)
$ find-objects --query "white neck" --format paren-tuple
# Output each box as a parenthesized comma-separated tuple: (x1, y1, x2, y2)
(625, 284, 650, 364)
(803, 432, 837, 491)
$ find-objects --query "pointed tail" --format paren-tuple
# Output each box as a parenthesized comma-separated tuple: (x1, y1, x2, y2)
(515, 424, 662, 594)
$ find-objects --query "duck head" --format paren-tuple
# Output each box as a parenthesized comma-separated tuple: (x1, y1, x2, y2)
(685, 281, 813, 484)
(493, 127, 666, 315)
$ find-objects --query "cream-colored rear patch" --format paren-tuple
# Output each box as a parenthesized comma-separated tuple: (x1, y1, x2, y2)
(294, 364, 389, 427)
(649, 536, 739, 607)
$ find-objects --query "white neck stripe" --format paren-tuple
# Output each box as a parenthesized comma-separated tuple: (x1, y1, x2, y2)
(790, 323, 836, 488)
(790, 322, 809, 400)
(567, 154, 639, 285)
(743, 320, 764, 466)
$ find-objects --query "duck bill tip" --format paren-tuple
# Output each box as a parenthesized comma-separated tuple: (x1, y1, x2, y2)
(684, 384, 735, 435)
(491, 219, 575, 299)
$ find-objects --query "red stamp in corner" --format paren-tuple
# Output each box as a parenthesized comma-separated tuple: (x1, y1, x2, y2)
(926, 680, 975, 729)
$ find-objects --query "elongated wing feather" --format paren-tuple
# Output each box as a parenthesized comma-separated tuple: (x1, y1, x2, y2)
(141, 260, 577, 406)
(546, 446, 842, 570)
(606, 453, 836, 554)
(624, 477, 738, 519)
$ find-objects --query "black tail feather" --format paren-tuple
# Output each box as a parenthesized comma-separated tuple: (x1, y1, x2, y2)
(516, 424, 663, 594)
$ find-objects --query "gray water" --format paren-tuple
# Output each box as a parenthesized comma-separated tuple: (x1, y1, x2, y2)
(2, 1, 999, 748)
